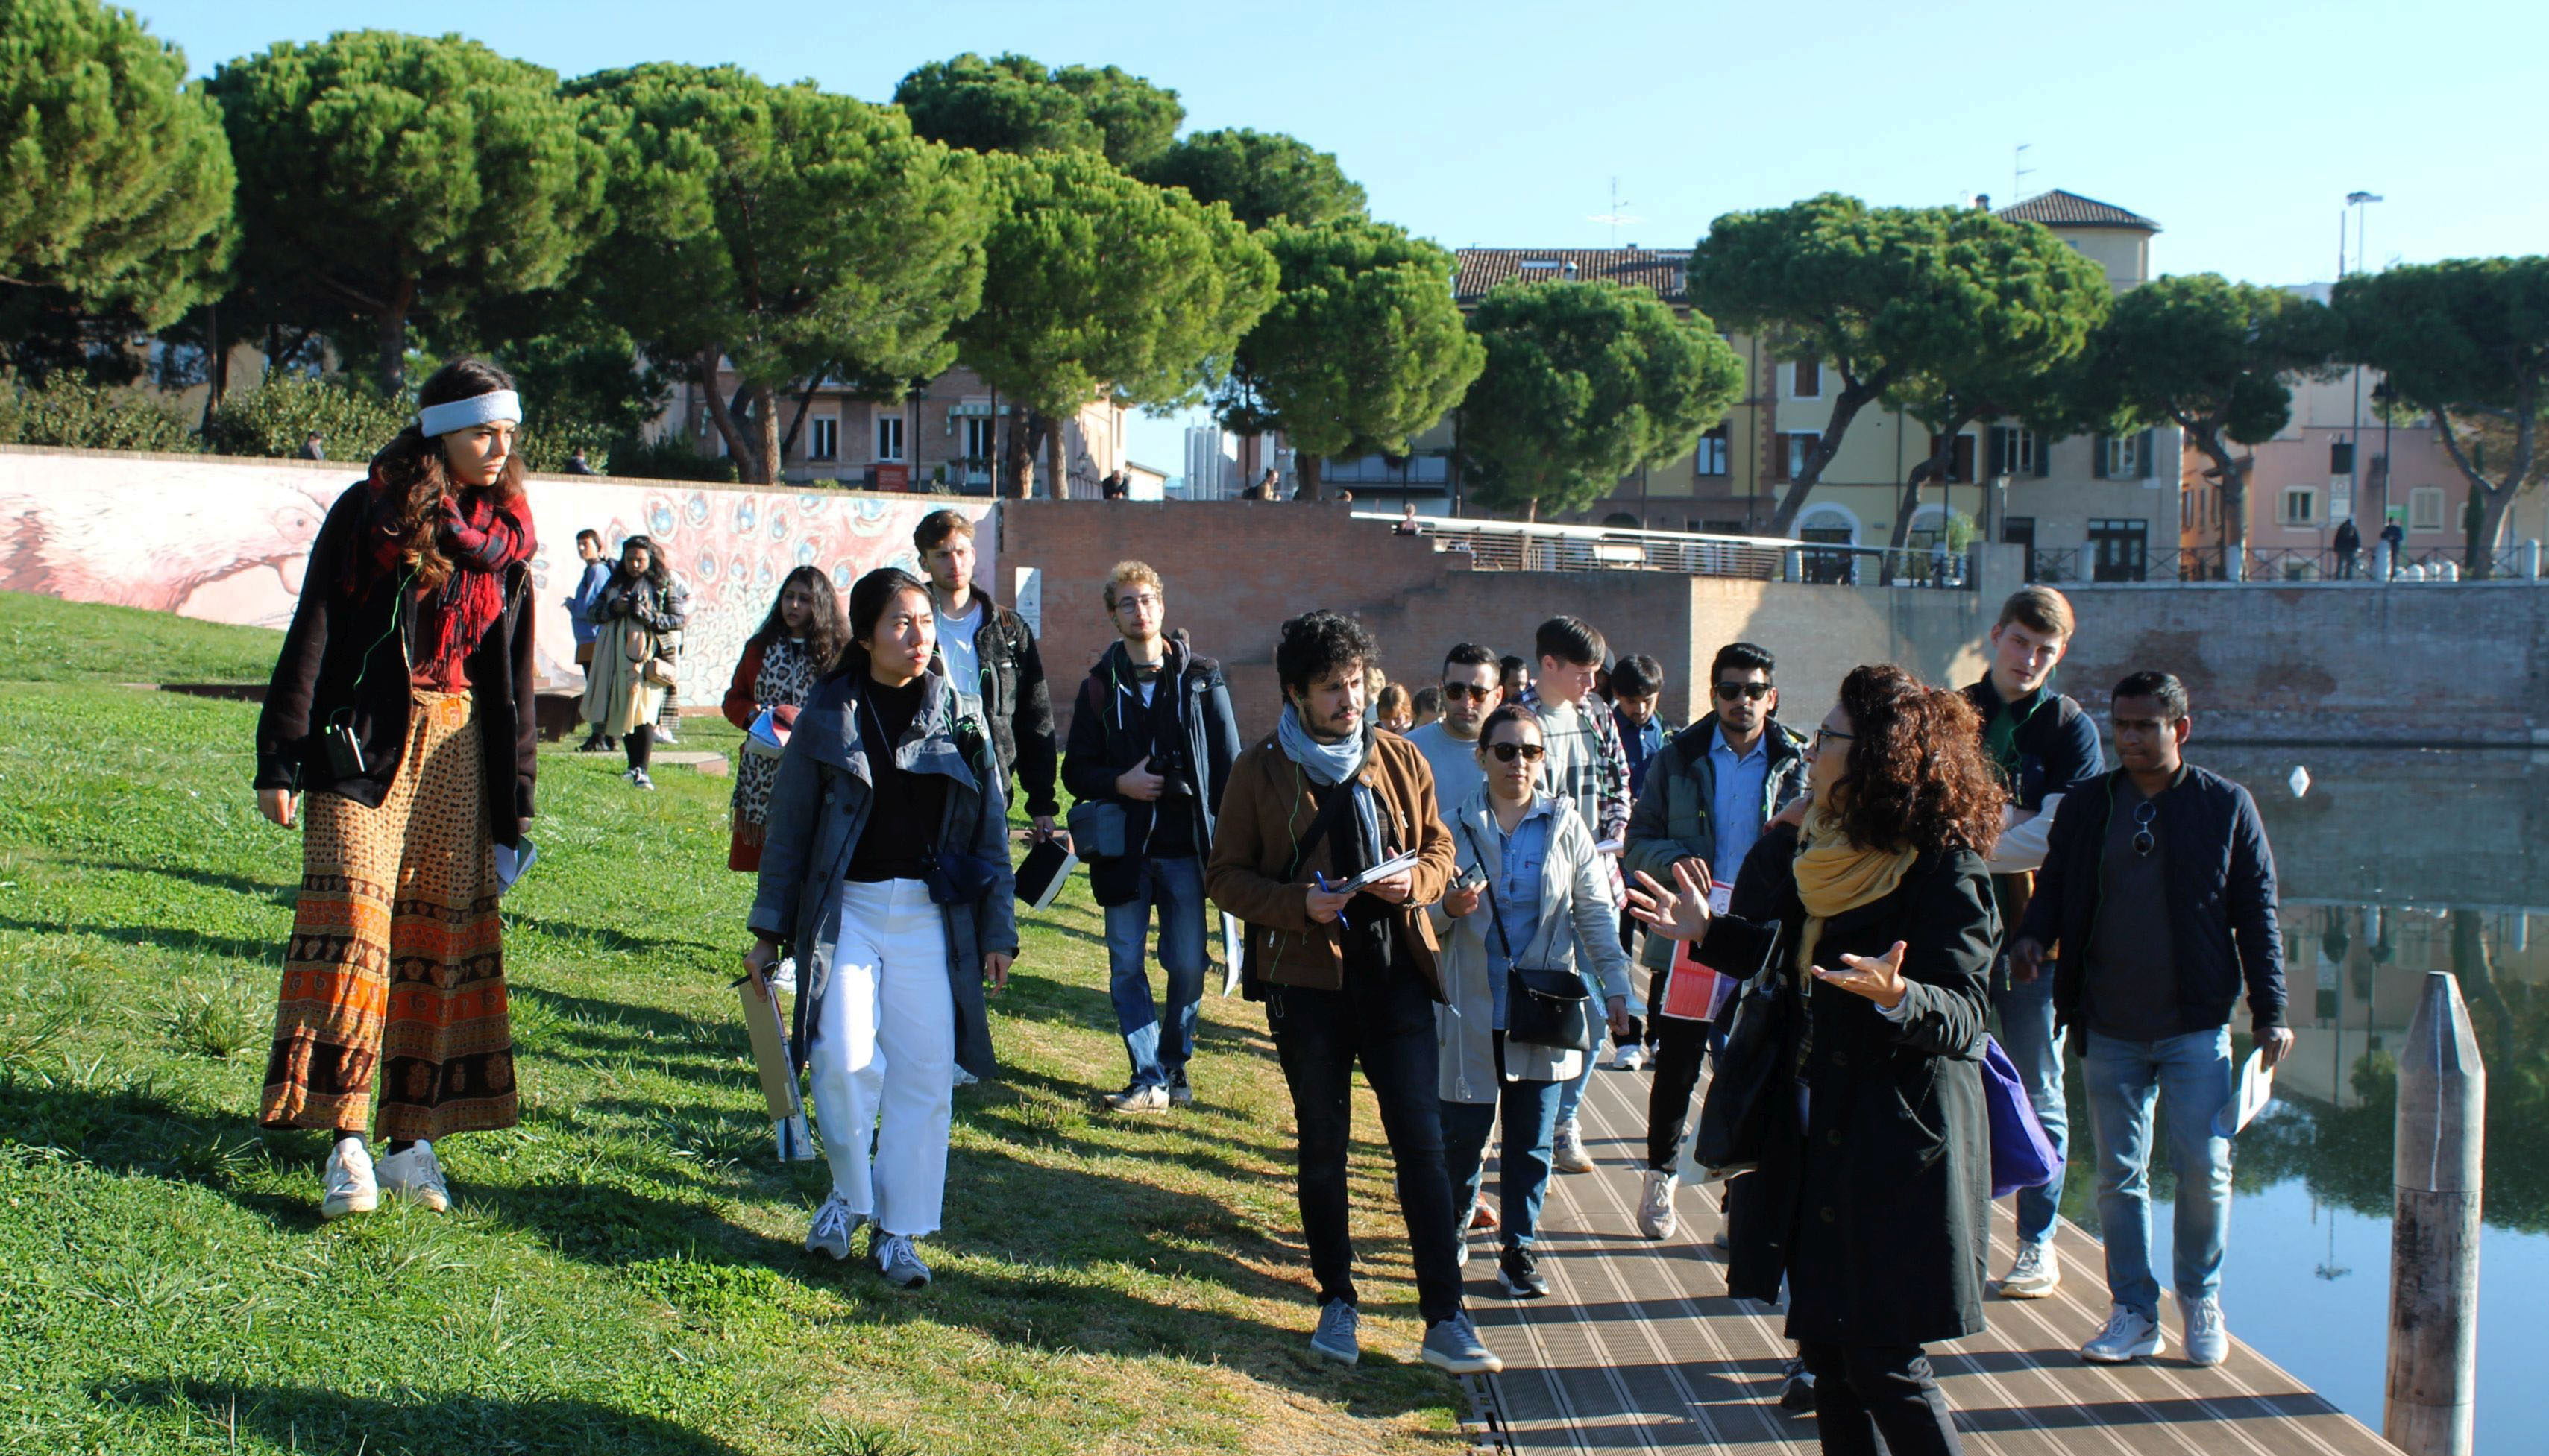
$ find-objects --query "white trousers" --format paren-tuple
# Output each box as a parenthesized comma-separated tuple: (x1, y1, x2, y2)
(808, 877, 956, 1237)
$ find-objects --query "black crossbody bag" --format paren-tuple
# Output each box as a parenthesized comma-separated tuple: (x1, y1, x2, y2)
(1465, 824, 1594, 1053)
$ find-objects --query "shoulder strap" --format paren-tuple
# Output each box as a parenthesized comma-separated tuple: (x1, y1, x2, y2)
(1459, 819, 1523, 965)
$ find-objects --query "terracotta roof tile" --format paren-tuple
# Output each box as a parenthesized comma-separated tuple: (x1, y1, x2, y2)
(1994, 189, 2160, 232)
(1452, 248, 1689, 306)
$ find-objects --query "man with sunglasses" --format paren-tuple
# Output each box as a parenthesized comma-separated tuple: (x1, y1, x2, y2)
(2010, 671, 2289, 1369)
(1621, 641, 1807, 1239)
(1406, 643, 1503, 821)
(1961, 584, 2102, 1303)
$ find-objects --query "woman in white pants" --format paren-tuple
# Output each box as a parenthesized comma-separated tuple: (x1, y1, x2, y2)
(746, 567, 1017, 1288)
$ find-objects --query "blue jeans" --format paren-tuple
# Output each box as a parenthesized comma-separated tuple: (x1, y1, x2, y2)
(1993, 969, 2069, 1244)
(1441, 1071, 1563, 1252)
(1554, 1058, 1593, 1126)
(2082, 1027, 2235, 1321)
(1103, 855, 1206, 1088)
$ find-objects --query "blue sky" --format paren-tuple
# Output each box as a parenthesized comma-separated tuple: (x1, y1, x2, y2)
(143, 0, 2548, 472)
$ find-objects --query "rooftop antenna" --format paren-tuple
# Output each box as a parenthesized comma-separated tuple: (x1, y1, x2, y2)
(1588, 176, 1644, 247)
(2013, 143, 2035, 203)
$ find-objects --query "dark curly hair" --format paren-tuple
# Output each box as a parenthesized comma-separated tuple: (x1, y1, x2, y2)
(1274, 610, 1377, 696)
(749, 564, 849, 670)
(1827, 664, 2005, 859)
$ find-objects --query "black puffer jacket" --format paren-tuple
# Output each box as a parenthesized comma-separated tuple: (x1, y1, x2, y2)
(254, 482, 536, 847)
(1061, 634, 1239, 906)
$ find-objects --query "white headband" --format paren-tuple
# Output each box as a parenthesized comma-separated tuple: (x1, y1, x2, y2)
(417, 390, 522, 438)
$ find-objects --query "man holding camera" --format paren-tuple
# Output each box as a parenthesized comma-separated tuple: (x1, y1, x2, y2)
(1063, 561, 1240, 1113)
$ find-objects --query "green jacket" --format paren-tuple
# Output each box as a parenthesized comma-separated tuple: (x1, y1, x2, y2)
(1622, 713, 1810, 970)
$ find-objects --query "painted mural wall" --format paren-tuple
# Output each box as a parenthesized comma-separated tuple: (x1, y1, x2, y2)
(0, 445, 996, 700)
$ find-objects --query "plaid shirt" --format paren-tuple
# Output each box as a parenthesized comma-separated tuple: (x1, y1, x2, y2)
(1520, 686, 1630, 845)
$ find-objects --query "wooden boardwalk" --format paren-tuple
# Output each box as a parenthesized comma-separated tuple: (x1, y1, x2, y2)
(1458, 1059, 2395, 1455)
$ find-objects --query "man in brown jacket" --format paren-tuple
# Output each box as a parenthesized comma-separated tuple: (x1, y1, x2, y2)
(1206, 610, 1499, 1376)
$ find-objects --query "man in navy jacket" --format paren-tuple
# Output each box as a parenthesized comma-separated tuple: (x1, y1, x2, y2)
(2012, 670, 2289, 1370)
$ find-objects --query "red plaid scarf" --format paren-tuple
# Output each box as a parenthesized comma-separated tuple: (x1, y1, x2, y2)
(360, 472, 536, 680)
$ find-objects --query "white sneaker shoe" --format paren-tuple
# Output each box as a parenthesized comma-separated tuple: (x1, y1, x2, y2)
(1612, 1041, 1647, 1071)
(1102, 1081, 1169, 1113)
(1999, 1238, 2059, 1298)
(321, 1138, 378, 1220)
(1636, 1168, 1679, 1239)
(2081, 1304, 2165, 1364)
(375, 1141, 451, 1212)
(1550, 1121, 1594, 1174)
(805, 1192, 862, 1260)
(2183, 1295, 2228, 1367)
(767, 955, 799, 995)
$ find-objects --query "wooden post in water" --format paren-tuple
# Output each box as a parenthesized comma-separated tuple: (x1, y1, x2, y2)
(2385, 970, 2485, 1456)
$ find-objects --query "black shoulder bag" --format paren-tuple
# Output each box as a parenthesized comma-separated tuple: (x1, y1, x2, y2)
(1465, 823, 1593, 1053)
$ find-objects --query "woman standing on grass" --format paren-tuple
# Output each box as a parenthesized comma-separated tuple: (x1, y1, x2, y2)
(252, 358, 538, 1221)
(581, 534, 685, 790)
(744, 567, 1016, 1290)
(722, 568, 846, 999)
(1629, 664, 2001, 1456)
(1432, 704, 1637, 1300)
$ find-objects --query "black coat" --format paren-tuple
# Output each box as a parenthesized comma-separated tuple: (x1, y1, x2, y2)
(1060, 635, 1240, 906)
(254, 482, 537, 847)
(1726, 831, 1999, 1349)
(944, 600, 1059, 819)
(2017, 764, 2286, 1047)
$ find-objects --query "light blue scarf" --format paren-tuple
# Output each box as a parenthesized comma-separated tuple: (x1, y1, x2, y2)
(1277, 704, 1365, 786)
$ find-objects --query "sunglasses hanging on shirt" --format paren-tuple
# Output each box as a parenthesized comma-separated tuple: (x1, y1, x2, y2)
(2131, 800, 2158, 857)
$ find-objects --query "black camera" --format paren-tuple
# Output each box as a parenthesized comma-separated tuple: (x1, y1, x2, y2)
(1149, 746, 1191, 795)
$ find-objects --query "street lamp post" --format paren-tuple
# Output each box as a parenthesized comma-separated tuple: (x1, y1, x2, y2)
(2345, 192, 2384, 540)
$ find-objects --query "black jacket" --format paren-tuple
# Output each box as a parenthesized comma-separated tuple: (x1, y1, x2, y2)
(254, 482, 537, 848)
(939, 596, 1059, 819)
(1725, 825, 1999, 1349)
(2018, 764, 2286, 1045)
(1961, 678, 2101, 813)
(1061, 634, 1239, 906)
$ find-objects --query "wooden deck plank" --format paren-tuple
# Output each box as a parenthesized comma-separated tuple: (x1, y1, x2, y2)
(1465, 1056, 2395, 1456)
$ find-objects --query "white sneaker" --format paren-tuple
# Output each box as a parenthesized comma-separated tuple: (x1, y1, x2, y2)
(1636, 1168, 1679, 1239)
(767, 955, 799, 995)
(2184, 1295, 2228, 1367)
(805, 1192, 861, 1260)
(1999, 1238, 2059, 1298)
(2081, 1304, 2165, 1364)
(1612, 1041, 1647, 1071)
(1550, 1121, 1594, 1174)
(375, 1141, 451, 1212)
(321, 1138, 378, 1219)
(1102, 1082, 1169, 1113)
(874, 1232, 931, 1289)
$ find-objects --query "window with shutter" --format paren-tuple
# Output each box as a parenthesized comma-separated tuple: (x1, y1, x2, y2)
(1794, 359, 1822, 397)
(2330, 440, 2355, 476)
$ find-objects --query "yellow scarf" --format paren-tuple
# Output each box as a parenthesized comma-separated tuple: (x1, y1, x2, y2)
(1791, 804, 1917, 979)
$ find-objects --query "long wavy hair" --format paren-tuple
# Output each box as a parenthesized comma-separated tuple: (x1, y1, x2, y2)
(750, 565, 849, 669)
(365, 358, 529, 593)
(615, 533, 671, 590)
(1827, 664, 2005, 859)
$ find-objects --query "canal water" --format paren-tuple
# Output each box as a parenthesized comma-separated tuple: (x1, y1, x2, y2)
(2043, 745, 2547, 1453)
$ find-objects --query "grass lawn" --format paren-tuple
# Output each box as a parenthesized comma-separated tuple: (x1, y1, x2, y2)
(0, 590, 1468, 1455)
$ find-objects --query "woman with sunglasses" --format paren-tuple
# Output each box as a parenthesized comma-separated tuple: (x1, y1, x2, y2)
(1432, 704, 1638, 1298)
(1630, 664, 2003, 1456)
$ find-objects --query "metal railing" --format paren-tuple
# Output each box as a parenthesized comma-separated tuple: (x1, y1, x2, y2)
(2029, 543, 2545, 584)
(1350, 514, 1980, 589)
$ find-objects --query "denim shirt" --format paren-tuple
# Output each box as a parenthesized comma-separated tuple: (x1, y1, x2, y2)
(1484, 794, 1556, 1029)
(1708, 730, 1773, 886)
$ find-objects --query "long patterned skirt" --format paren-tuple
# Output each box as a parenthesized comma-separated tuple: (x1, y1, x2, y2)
(260, 690, 518, 1140)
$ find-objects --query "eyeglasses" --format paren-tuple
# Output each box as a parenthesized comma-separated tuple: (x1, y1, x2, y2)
(2132, 801, 2157, 857)
(1440, 682, 1495, 702)
(1811, 726, 1854, 751)
(1113, 593, 1162, 612)
(1716, 681, 1773, 702)
(1486, 741, 1546, 763)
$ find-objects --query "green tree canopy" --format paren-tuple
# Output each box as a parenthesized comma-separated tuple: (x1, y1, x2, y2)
(569, 62, 989, 485)
(2336, 256, 2549, 576)
(1458, 280, 1745, 519)
(952, 148, 1275, 498)
(1879, 212, 2114, 551)
(893, 53, 1182, 171)
(1214, 218, 1478, 499)
(208, 30, 609, 395)
(2084, 274, 2339, 574)
(0, 0, 234, 378)
(1141, 127, 1366, 230)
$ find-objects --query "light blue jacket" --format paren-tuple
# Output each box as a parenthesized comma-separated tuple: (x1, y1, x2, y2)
(1428, 786, 1638, 1103)
(749, 666, 1017, 1080)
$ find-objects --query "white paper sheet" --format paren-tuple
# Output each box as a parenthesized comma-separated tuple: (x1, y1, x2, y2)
(2213, 1048, 2277, 1137)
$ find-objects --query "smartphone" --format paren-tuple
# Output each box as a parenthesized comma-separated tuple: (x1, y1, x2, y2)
(1451, 863, 1489, 894)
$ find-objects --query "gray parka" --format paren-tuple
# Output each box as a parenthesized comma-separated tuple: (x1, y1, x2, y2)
(1427, 786, 1639, 1103)
(748, 666, 1018, 1080)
